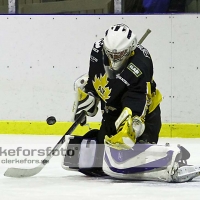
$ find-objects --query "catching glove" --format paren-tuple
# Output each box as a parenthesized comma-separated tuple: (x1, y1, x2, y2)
(104, 107, 145, 150)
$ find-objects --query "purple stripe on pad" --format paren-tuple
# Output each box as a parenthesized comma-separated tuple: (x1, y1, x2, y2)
(104, 150, 173, 174)
(109, 144, 152, 163)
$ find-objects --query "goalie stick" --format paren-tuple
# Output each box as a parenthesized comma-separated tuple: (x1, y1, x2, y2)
(4, 111, 86, 178)
(138, 29, 151, 44)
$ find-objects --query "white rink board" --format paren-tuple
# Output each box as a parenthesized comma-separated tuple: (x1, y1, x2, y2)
(0, 15, 199, 123)
(171, 15, 200, 123)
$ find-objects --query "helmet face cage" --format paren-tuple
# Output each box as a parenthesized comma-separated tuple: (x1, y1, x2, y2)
(103, 24, 137, 74)
(105, 48, 130, 63)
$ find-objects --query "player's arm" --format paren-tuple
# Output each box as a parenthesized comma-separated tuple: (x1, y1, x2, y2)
(105, 66, 147, 149)
(72, 74, 99, 126)
(72, 41, 103, 125)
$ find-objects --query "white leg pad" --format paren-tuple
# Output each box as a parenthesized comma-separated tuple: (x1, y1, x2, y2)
(79, 139, 97, 168)
(61, 135, 78, 171)
(103, 143, 184, 182)
(61, 137, 98, 171)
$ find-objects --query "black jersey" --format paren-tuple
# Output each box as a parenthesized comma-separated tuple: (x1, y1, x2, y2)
(85, 39, 161, 118)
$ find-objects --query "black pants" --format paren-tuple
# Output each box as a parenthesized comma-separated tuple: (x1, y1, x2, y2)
(97, 105, 162, 144)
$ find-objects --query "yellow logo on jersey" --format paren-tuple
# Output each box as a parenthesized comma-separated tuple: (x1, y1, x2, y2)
(93, 74, 111, 102)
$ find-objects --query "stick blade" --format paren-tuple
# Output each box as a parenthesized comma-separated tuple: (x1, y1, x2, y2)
(4, 164, 44, 178)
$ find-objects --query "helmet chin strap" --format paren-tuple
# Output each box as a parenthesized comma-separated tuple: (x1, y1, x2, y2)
(104, 65, 117, 79)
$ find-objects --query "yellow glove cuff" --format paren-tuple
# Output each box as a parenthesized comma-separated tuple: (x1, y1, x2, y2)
(105, 107, 136, 150)
(115, 107, 132, 130)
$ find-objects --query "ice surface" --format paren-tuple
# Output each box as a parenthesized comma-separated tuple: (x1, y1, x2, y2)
(0, 135, 200, 200)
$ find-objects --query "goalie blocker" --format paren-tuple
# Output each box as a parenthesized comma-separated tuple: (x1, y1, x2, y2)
(61, 131, 200, 182)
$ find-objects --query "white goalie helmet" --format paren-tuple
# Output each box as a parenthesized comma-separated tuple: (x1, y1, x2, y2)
(103, 24, 137, 78)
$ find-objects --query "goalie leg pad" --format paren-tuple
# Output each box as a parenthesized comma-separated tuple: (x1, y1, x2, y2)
(79, 139, 97, 168)
(61, 136, 99, 171)
(61, 135, 82, 171)
(103, 143, 186, 182)
(78, 139, 107, 177)
(61, 129, 106, 176)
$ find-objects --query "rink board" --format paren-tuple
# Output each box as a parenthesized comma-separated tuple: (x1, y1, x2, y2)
(0, 121, 200, 138)
(0, 15, 200, 124)
(0, 15, 200, 138)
